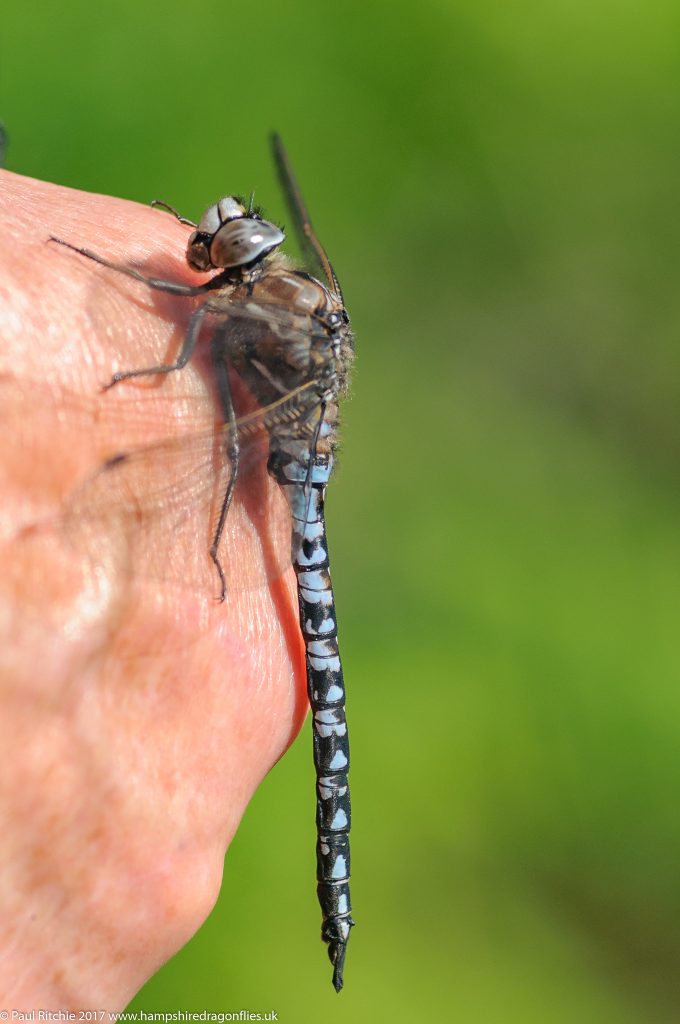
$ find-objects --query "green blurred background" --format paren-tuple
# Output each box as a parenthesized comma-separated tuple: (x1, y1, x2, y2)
(3, 1, 680, 1019)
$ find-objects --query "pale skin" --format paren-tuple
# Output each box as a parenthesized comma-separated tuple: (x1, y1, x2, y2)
(0, 170, 307, 1010)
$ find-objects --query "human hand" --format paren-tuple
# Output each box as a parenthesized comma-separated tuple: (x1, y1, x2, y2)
(0, 169, 306, 1010)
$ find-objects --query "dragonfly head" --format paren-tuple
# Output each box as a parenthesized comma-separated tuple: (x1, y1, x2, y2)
(186, 196, 285, 273)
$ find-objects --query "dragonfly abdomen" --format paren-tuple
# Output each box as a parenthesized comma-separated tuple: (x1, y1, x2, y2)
(271, 448, 353, 991)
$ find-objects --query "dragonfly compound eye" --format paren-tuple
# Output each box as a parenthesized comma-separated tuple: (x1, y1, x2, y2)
(210, 217, 285, 269)
(217, 196, 247, 222)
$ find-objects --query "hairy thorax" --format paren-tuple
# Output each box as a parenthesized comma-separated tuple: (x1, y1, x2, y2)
(207, 253, 354, 459)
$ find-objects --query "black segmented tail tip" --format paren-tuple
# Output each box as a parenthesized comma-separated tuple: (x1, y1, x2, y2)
(330, 940, 348, 993)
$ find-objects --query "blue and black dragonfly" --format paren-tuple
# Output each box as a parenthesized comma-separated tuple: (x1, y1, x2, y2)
(49, 135, 355, 991)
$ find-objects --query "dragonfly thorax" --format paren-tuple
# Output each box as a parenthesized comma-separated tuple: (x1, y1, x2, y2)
(187, 195, 285, 273)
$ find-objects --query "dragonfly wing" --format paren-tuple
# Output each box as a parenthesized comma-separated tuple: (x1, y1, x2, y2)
(58, 414, 293, 597)
(1, 377, 295, 599)
(3, 293, 327, 599)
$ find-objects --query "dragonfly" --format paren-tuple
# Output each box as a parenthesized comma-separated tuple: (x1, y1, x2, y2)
(49, 135, 355, 991)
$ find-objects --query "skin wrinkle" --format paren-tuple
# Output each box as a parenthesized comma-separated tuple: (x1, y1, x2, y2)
(0, 169, 307, 1009)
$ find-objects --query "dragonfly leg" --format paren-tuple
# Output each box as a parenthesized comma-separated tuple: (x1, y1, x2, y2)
(48, 236, 214, 297)
(151, 199, 197, 228)
(208, 329, 240, 602)
(102, 302, 210, 391)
